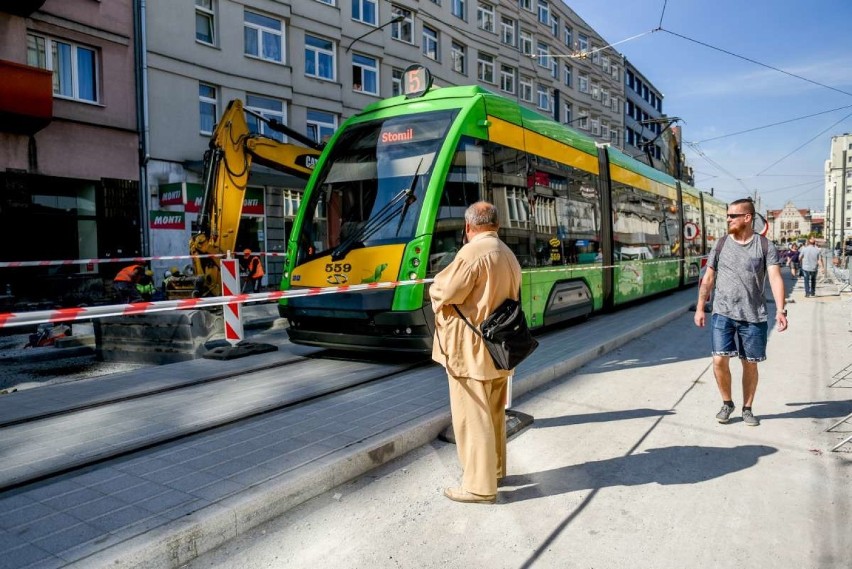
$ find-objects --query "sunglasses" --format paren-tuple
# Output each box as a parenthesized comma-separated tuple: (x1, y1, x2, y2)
(726, 213, 750, 219)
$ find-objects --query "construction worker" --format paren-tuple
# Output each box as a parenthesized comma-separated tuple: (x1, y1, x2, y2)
(113, 264, 144, 303)
(161, 266, 182, 295)
(241, 249, 265, 293)
(136, 269, 157, 301)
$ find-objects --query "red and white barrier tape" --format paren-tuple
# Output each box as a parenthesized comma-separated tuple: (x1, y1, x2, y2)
(0, 255, 712, 329)
(0, 251, 286, 269)
(0, 279, 434, 329)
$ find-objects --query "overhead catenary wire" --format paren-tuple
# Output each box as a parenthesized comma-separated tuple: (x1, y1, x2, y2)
(755, 109, 852, 176)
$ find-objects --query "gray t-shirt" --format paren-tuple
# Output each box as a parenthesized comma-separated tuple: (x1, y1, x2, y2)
(799, 245, 821, 271)
(708, 235, 779, 323)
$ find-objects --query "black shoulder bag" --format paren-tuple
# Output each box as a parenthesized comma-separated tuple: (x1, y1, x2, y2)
(453, 298, 539, 370)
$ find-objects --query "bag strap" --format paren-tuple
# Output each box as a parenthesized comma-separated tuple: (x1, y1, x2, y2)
(453, 305, 483, 338)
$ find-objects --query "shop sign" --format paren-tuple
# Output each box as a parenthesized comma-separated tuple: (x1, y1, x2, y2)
(150, 210, 185, 230)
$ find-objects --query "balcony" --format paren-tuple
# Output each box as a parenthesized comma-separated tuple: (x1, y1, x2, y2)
(0, 59, 53, 135)
(0, 0, 47, 17)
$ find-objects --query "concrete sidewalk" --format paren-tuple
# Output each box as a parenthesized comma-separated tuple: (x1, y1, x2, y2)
(183, 278, 852, 569)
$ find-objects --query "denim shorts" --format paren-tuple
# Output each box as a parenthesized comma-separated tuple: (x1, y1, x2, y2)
(711, 313, 768, 362)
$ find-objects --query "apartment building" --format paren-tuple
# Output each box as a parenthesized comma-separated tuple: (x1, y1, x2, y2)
(140, 0, 630, 287)
(622, 59, 668, 173)
(825, 133, 851, 251)
(0, 0, 139, 304)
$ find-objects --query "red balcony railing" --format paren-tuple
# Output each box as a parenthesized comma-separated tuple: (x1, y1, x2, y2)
(0, 59, 53, 135)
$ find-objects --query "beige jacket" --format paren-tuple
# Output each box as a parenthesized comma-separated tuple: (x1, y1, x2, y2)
(430, 231, 522, 380)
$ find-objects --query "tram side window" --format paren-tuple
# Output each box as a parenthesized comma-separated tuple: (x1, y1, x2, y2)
(611, 181, 678, 259)
(439, 137, 484, 216)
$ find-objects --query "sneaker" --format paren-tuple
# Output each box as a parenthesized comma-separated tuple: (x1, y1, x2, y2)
(742, 409, 760, 426)
(716, 404, 735, 424)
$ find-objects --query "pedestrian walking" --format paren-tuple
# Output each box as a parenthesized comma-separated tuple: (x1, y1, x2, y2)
(786, 243, 800, 279)
(429, 202, 522, 504)
(241, 249, 265, 293)
(693, 198, 788, 427)
(113, 264, 145, 303)
(799, 237, 823, 297)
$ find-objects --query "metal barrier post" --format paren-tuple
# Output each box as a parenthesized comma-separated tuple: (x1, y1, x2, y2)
(220, 253, 243, 346)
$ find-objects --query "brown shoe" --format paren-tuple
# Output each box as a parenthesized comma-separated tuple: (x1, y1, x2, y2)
(443, 487, 496, 504)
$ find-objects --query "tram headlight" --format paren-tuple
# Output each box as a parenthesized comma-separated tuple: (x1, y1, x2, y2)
(409, 271, 418, 280)
(410, 258, 420, 267)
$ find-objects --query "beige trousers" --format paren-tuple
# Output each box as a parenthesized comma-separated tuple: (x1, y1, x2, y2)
(447, 374, 508, 496)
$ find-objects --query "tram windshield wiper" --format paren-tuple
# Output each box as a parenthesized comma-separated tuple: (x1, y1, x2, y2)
(331, 162, 421, 261)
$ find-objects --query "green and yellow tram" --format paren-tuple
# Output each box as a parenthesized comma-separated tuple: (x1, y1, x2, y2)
(279, 66, 727, 352)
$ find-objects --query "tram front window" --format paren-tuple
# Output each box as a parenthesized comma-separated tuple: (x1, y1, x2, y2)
(296, 110, 458, 262)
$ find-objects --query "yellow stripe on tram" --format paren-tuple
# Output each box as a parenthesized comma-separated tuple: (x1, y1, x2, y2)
(486, 116, 600, 174)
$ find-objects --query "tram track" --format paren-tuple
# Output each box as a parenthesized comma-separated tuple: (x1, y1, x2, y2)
(0, 351, 431, 493)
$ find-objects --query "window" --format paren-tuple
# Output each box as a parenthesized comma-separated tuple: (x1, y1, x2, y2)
(578, 74, 589, 93)
(550, 14, 559, 37)
(611, 64, 619, 81)
(591, 83, 600, 100)
(391, 7, 414, 43)
(501, 17, 515, 46)
(392, 68, 403, 96)
(578, 33, 588, 52)
(537, 84, 550, 111)
(591, 45, 600, 65)
(520, 76, 533, 102)
(602, 56, 610, 73)
(519, 30, 532, 55)
(591, 118, 600, 136)
(564, 26, 572, 48)
(477, 53, 495, 83)
(195, 0, 215, 45)
(422, 25, 439, 60)
(477, 3, 495, 32)
(500, 64, 516, 94)
(577, 109, 589, 130)
(305, 34, 335, 80)
(352, 0, 377, 25)
(563, 64, 572, 87)
(563, 102, 572, 124)
(246, 94, 285, 142)
(602, 89, 609, 107)
(28, 34, 98, 103)
(551, 59, 559, 79)
(601, 122, 609, 140)
(519, 0, 532, 11)
(537, 42, 549, 68)
(199, 82, 217, 134)
(452, 0, 465, 19)
(451, 41, 466, 74)
(538, 0, 549, 24)
(244, 11, 283, 63)
(306, 109, 337, 144)
(352, 53, 378, 94)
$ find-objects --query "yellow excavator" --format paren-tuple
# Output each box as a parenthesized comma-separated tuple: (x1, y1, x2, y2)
(97, 100, 323, 363)
(184, 98, 322, 298)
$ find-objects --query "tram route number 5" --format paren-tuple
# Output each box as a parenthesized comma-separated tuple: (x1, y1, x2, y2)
(403, 64, 433, 98)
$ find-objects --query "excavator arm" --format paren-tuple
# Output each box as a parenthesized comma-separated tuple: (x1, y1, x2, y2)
(188, 99, 322, 297)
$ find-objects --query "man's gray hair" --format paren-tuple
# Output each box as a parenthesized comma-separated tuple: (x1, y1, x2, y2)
(465, 201, 499, 228)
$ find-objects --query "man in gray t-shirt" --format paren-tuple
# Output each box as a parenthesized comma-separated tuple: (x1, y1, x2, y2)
(694, 198, 788, 427)
(798, 238, 823, 297)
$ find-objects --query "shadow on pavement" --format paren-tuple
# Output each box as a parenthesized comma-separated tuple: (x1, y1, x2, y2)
(500, 444, 777, 502)
(759, 400, 852, 421)
(533, 408, 676, 428)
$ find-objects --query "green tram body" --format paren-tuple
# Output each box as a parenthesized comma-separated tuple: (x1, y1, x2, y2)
(279, 81, 727, 352)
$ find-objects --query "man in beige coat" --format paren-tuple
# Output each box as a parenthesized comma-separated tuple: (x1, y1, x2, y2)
(430, 201, 522, 504)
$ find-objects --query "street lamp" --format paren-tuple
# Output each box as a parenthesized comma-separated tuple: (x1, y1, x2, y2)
(346, 14, 405, 53)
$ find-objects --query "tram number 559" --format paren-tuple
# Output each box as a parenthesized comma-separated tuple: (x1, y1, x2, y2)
(325, 263, 351, 285)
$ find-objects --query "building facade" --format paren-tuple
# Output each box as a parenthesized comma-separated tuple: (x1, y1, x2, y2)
(0, 0, 140, 304)
(825, 133, 851, 252)
(142, 0, 631, 287)
(2, 0, 683, 304)
(766, 201, 812, 243)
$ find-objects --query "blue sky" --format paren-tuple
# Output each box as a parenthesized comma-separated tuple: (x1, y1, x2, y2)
(567, 0, 852, 213)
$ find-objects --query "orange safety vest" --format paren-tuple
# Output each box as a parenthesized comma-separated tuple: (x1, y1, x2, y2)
(247, 256, 264, 279)
(115, 264, 142, 283)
